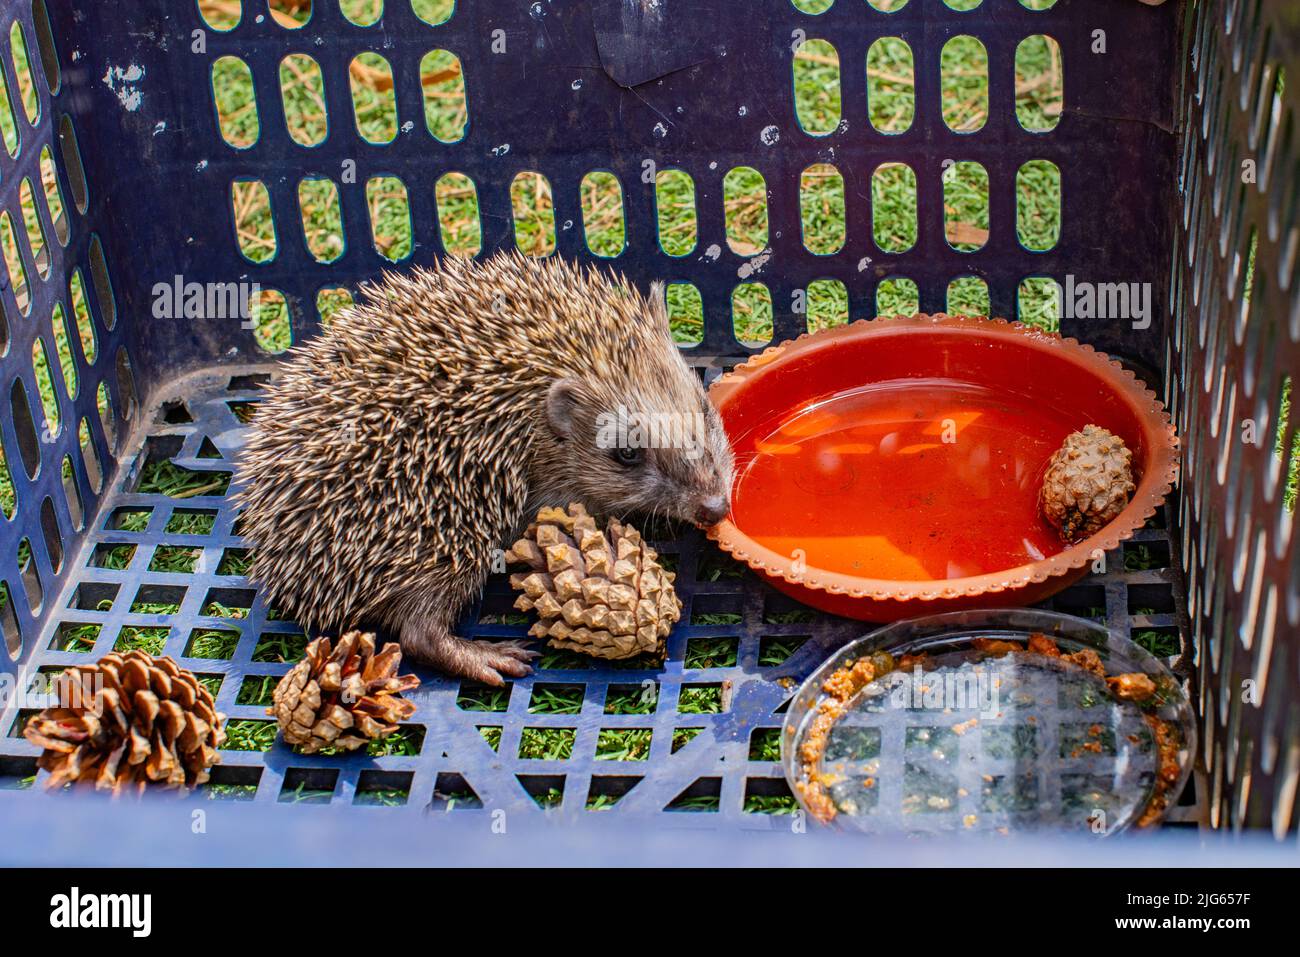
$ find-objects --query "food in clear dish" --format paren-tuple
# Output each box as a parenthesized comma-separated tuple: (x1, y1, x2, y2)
(794, 633, 1182, 828)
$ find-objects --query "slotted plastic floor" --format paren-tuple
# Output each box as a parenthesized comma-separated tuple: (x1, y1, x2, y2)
(0, 363, 1202, 826)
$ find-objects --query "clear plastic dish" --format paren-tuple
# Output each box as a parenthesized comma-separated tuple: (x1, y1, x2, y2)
(782, 609, 1196, 836)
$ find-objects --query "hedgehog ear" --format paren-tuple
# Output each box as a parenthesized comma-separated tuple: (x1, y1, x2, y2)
(546, 378, 591, 441)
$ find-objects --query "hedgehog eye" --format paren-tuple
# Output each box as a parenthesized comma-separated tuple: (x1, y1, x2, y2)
(611, 446, 645, 467)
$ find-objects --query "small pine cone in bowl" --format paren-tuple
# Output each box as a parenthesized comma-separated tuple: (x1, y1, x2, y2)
(1040, 424, 1137, 542)
(506, 503, 682, 660)
(269, 630, 420, 754)
(22, 651, 226, 794)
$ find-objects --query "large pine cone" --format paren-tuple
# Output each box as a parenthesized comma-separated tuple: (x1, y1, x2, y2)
(23, 651, 225, 794)
(1040, 424, 1136, 542)
(506, 504, 682, 660)
(269, 631, 420, 754)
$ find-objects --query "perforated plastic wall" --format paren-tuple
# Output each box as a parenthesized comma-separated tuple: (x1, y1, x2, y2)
(1170, 0, 1300, 836)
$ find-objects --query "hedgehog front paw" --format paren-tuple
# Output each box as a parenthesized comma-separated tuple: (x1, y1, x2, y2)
(448, 637, 540, 687)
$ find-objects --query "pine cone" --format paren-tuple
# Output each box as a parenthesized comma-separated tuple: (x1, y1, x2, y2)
(269, 631, 420, 754)
(1040, 424, 1136, 542)
(506, 503, 682, 660)
(23, 651, 225, 794)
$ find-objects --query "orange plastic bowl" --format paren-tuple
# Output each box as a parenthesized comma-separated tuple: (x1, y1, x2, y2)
(707, 315, 1179, 620)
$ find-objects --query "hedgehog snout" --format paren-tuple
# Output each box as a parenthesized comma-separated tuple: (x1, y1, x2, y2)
(693, 494, 730, 527)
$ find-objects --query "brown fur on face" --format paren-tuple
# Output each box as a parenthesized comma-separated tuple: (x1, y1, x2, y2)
(234, 253, 733, 685)
(531, 291, 733, 527)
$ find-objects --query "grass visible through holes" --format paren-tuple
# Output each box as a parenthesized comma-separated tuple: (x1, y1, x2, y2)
(606, 684, 657, 714)
(528, 685, 583, 714)
(745, 793, 799, 814)
(112, 509, 152, 532)
(458, 685, 510, 711)
(1132, 630, 1179, 658)
(1123, 545, 1164, 571)
(94, 543, 136, 570)
(678, 686, 723, 714)
(596, 729, 652, 761)
(128, 600, 180, 616)
(188, 628, 240, 659)
(236, 675, 277, 706)
(1278, 378, 1299, 512)
(57, 624, 100, 653)
(537, 647, 594, 670)
(149, 545, 201, 573)
(696, 549, 745, 581)
(759, 636, 807, 666)
(670, 794, 720, 812)
(439, 789, 479, 810)
(529, 788, 564, 810)
(749, 728, 781, 762)
(113, 627, 169, 655)
(217, 549, 252, 575)
(252, 632, 307, 663)
(202, 600, 248, 620)
(281, 784, 334, 805)
(206, 783, 257, 801)
(684, 636, 737, 668)
(137, 460, 231, 498)
(522, 685, 583, 758)
(519, 728, 575, 760)
(221, 719, 277, 752)
(356, 788, 409, 807)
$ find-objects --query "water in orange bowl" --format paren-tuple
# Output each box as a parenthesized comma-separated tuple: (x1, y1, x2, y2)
(731, 378, 1075, 581)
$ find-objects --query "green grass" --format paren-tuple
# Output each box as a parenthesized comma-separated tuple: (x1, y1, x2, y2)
(251, 631, 307, 662)
(1278, 379, 1298, 512)
(237, 674, 278, 706)
(137, 460, 231, 498)
(1132, 629, 1179, 659)
(744, 793, 799, 814)
(684, 636, 738, 668)
(221, 719, 278, 752)
(595, 728, 653, 761)
(528, 684, 583, 714)
(113, 626, 169, 655)
(759, 636, 808, 666)
(749, 728, 782, 762)
(188, 628, 240, 660)
(519, 727, 575, 760)
(678, 685, 724, 715)
(457, 684, 511, 712)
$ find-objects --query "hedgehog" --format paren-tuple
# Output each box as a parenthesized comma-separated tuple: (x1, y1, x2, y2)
(234, 252, 734, 685)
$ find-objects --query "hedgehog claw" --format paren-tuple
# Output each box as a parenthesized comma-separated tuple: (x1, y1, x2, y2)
(491, 639, 542, 663)
(458, 639, 538, 687)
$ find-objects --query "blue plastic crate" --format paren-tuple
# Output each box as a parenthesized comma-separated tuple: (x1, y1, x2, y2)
(0, 0, 1294, 846)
